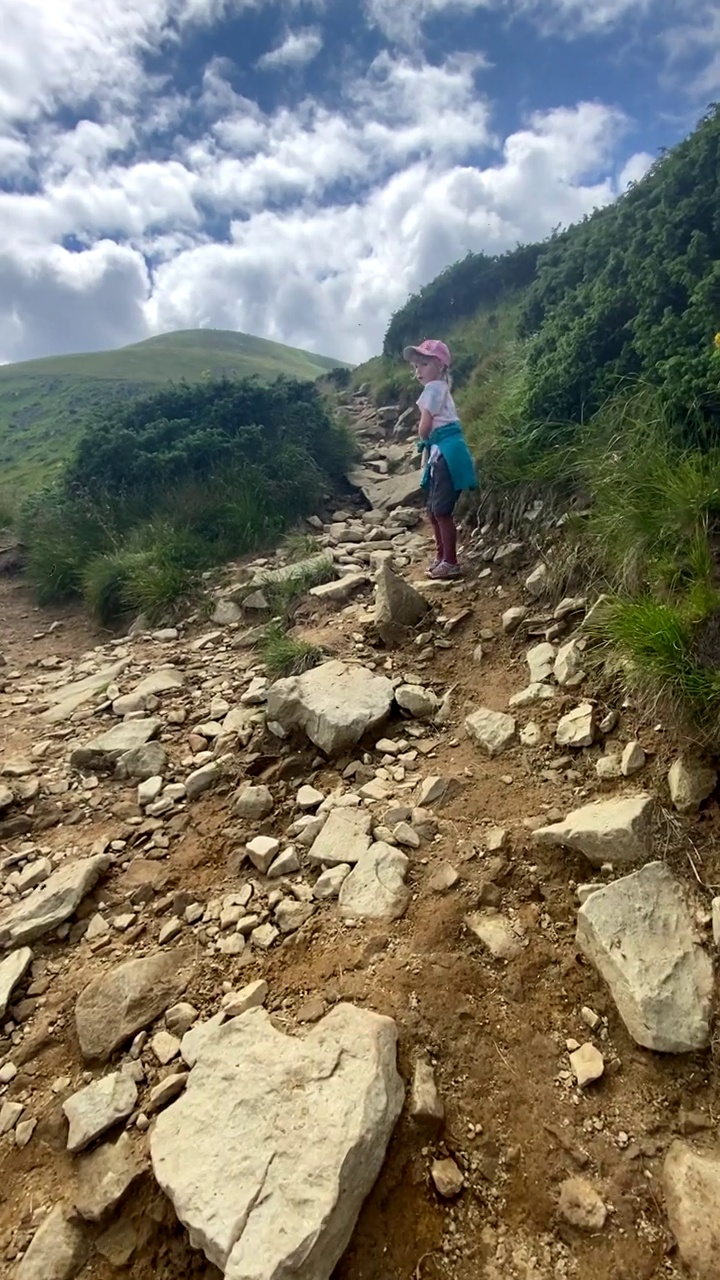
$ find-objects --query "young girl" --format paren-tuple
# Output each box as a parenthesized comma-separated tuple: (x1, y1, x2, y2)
(403, 339, 477, 579)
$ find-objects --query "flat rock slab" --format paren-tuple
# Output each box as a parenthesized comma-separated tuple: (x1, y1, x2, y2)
(663, 1140, 720, 1280)
(0, 946, 32, 1017)
(465, 707, 516, 756)
(70, 718, 162, 771)
(133, 667, 184, 697)
(576, 861, 713, 1052)
(75, 948, 192, 1061)
(251, 553, 333, 587)
(15, 1203, 89, 1280)
(40, 660, 129, 725)
(64, 1072, 138, 1152)
(266, 659, 394, 756)
(533, 794, 656, 867)
(74, 1132, 145, 1221)
(338, 843, 410, 921)
(0, 854, 110, 950)
(308, 807, 372, 867)
(151, 1003, 404, 1280)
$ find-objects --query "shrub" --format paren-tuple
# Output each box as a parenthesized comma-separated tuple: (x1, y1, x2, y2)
(21, 377, 355, 621)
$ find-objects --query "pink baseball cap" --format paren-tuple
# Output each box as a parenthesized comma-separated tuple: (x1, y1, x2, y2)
(403, 339, 451, 367)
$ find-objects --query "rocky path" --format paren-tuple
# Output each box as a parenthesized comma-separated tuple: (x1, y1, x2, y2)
(1, 394, 720, 1280)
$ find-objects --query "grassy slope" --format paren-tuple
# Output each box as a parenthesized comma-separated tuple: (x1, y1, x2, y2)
(0, 329, 346, 497)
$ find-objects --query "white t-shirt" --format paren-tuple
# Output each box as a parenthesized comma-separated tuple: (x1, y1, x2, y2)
(417, 380, 458, 430)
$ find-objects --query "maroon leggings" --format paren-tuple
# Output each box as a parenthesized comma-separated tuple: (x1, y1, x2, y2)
(429, 512, 457, 565)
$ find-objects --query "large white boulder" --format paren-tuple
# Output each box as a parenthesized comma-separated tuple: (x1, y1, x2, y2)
(266, 660, 394, 755)
(150, 1004, 404, 1280)
(533, 794, 656, 867)
(576, 861, 713, 1052)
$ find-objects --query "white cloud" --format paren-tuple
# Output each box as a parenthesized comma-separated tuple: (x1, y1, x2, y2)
(660, 3, 720, 97)
(256, 27, 323, 70)
(0, 0, 262, 128)
(0, 7, 648, 367)
(364, 0, 662, 42)
(142, 102, 629, 363)
(0, 240, 149, 364)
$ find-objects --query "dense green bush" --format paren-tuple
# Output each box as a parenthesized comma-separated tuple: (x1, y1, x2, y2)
(22, 376, 356, 621)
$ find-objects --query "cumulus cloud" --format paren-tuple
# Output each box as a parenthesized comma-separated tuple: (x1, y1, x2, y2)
(0, 0, 657, 365)
(256, 27, 324, 69)
(364, 0, 663, 42)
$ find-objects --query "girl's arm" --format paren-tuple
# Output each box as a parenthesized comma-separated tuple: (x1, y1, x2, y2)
(418, 408, 433, 440)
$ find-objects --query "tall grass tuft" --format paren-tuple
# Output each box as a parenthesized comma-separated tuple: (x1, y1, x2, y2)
(261, 620, 323, 677)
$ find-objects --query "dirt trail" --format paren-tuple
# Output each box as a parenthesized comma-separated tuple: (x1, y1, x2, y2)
(0, 397, 717, 1280)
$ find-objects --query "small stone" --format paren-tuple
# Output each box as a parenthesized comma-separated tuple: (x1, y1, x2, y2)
(465, 911, 523, 959)
(596, 754, 622, 780)
(339, 844, 409, 922)
(465, 707, 516, 756)
(395, 684, 439, 719)
(233, 785, 274, 820)
(146, 1073, 188, 1114)
(221, 979, 269, 1017)
(275, 898, 315, 933)
(0, 1100, 24, 1133)
(621, 741, 646, 776)
(15, 1117, 37, 1148)
(431, 1157, 463, 1198)
(296, 996, 325, 1023)
(410, 1059, 444, 1130)
(165, 1003, 199, 1037)
(526, 641, 556, 683)
(485, 826, 508, 852)
(296, 784, 324, 810)
(246, 835, 280, 874)
(668, 756, 717, 815)
(502, 606, 528, 634)
(137, 775, 163, 806)
(0, 945, 33, 1018)
(159, 916, 183, 944)
(151, 1030, 181, 1065)
(0, 1061, 17, 1083)
(218, 934, 246, 955)
(393, 821, 420, 848)
(580, 1006, 601, 1031)
(185, 761, 221, 800)
(313, 864, 352, 900)
(569, 1042, 604, 1087)
(558, 1176, 607, 1230)
(554, 638, 586, 687)
(556, 702, 596, 748)
(525, 562, 548, 597)
(428, 861, 459, 892)
(251, 923, 279, 950)
(417, 776, 450, 806)
(63, 1072, 138, 1152)
(520, 722, 541, 746)
(267, 846, 300, 878)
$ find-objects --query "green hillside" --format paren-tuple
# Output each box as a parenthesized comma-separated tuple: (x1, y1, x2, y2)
(0, 329, 346, 497)
(355, 104, 720, 740)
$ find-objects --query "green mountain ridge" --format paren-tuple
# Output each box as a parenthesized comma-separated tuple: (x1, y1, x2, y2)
(0, 328, 347, 497)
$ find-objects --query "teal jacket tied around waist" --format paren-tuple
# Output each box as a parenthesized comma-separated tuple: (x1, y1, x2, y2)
(418, 421, 478, 491)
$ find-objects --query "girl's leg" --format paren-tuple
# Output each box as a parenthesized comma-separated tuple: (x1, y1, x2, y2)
(436, 513, 457, 565)
(428, 511, 444, 561)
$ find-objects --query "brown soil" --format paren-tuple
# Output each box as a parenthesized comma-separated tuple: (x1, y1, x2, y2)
(0, 491, 716, 1280)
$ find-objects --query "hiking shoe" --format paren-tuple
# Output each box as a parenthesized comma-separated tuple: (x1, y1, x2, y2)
(426, 558, 442, 576)
(429, 561, 462, 579)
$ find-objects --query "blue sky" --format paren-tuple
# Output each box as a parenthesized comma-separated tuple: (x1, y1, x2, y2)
(0, 0, 717, 365)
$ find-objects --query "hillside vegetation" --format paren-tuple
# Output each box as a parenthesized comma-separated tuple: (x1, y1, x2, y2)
(0, 328, 346, 501)
(358, 104, 720, 741)
(22, 377, 355, 625)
